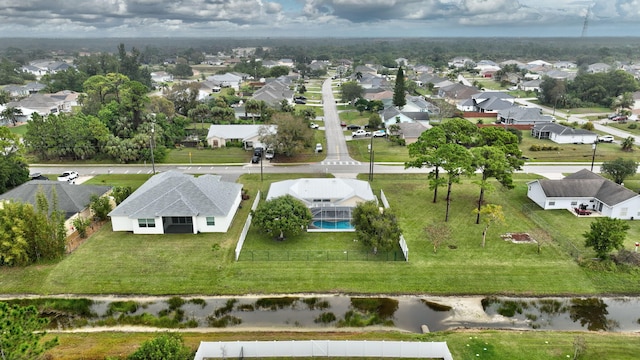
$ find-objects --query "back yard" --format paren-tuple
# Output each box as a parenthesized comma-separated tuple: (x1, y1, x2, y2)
(1, 173, 639, 296)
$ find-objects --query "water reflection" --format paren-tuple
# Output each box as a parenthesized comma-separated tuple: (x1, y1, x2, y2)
(481, 297, 634, 331)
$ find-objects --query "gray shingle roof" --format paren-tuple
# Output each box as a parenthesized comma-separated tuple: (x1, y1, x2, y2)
(535, 169, 639, 206)
(267, 178, 375, 205)
(0, 180, 111, 219)
(108, 171, 242, 218)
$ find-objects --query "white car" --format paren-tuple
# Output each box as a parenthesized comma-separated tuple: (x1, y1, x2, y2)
(372, 130, 386, 137)
(598, 135, 614, 143)
(57, 171, 79, 183)
(315, 143, 323, 153)
(310, 123, 319, 129)
(352, 129, 371, 137)
(265, 148, 275, 159)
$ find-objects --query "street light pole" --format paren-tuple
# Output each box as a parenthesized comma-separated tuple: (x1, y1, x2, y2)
(369, 135, 374, 182)
(150, 122, 156, 174)
(590, 141, 597, 172)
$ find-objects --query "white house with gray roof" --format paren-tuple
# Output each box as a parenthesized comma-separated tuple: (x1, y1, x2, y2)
(206, 124, 276, 150)
(527, 169, 640, 220)
(109, 171, 243, 234)
(531, 123, 597, 144)
(267, 178, 376, 230)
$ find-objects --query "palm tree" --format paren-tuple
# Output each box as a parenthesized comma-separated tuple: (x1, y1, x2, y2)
(621, 136, 635, 152)
(1, 106, 23, 126)
(612, 92, 634, 115)
(355, 71, 363, 82)
(244, 99, 260, 124)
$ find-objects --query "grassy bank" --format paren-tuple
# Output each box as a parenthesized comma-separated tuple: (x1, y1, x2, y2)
(44, 330, 640, 360)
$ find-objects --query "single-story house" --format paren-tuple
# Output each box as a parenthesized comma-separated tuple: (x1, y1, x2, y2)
(381, 107, 430, 127)
(109, 171, 243, 234)
(531, 123, 598, 144)
(527, 169, 640, 220)
(267, 178, 376, 229)
(397, 122, 430, 145)
(0, 180, 112, 235)
(206, 124, 276, 149)
(498, 106, 554, 125)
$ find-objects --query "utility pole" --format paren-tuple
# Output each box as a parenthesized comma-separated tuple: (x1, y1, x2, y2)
(590, 141, 597, 172)
(369, 135, 374, 182)
(150, 122, 156, 174)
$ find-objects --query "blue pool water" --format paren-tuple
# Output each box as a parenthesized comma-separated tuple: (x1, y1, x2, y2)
(312, 220, 354, 230)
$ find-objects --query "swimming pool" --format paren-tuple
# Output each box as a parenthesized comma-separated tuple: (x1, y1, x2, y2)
(312, 220, 354, 230)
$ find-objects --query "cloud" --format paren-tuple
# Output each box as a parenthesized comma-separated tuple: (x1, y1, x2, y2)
(0, 0, 636, 37)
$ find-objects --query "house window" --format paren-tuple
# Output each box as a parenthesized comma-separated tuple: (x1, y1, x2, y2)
(548, 201, 555, 206)
(174, 217, 192, 224)
(571, 201, 577, 206)
(620, 208, 628, 217)
(206, 217, 215, 226)
(138, 218, 155, 228)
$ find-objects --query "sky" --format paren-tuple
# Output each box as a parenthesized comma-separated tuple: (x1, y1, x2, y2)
(0, 0, 638, 38)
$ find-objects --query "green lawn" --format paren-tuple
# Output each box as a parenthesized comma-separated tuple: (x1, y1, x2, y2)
(7, 124, 28, 136)
(164, 146, 250, 164)
(4, 173, 640, 296)
(45, 330, 640, 360)
(348, 137, 409, 162)
(520, 131, 638, 162)
(606, 121, 640, 136)
(83, 174, 151, 191)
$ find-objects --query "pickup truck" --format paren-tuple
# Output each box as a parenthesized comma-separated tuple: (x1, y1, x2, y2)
(352, 129, 371, 137)
(57, 171, 79, 183)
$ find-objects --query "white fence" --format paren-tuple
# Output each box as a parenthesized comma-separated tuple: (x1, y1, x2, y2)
(381, 189, 409, 262)
(194, 340, 453, 360)
(235, 191, 261, 261)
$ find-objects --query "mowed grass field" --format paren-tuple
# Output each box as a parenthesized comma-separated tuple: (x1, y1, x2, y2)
(44, 330, 640, 360)
(2, 173, 639, 296)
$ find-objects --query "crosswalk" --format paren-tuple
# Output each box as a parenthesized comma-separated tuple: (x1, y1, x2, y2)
(320, 160, 362, 166)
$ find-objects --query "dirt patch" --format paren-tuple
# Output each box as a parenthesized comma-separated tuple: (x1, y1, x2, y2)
(500, 232, 537, 244)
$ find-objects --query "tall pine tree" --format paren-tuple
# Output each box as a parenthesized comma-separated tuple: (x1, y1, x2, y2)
(393, 66, 406, 109)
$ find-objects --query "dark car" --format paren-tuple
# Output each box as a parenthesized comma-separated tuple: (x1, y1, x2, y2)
(340, 121, 346, 127)
(253, 147, 264, 157)
(295, 95, 307, 101)
(294, 99, 306, 104)
(346, 124, 361, 130)
(251, 154, 261, 163)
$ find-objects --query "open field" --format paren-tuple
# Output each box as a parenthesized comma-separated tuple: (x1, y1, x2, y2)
(44, 329, 640, 360)
(2, 173, 639, 296)
(164, 146, 250, 164)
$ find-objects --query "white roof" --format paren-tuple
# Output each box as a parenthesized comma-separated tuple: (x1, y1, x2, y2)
(267, 178, 376, 205)
(206, 125, 276, 141)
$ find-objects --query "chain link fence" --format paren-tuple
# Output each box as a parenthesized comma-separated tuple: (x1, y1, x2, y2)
(238, 249, 406, 262)
(521, 204, 583, 259)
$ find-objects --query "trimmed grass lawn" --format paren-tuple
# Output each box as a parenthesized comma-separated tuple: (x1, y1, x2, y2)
(606, 121, 640, 136)
(7, 124, 28, 136)
(520, 131, 638, 162)
(45, 330, 640, 360)
(4, 173, 640, 296)
(164, 146, 250, 164)
(83, 174, 151, 190)
(348, 137, 409, 162)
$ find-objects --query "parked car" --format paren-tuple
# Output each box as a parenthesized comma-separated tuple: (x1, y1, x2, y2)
(30, 172, 49, 180)
(251, 154, 261, 163)
(295, 95, 307, 101)
(265, 148, 275, 160)
(253, 147, 264, 157)
(346, 124, 361, 130)
(352, 129, 371, 137)
(294, 99, 306, 104)
(372, 129, 386, 137)
(310, 123, 319, 129)
(598, 135, 614, 143)
(315, 143, 323, 153)
(340, 121, 347, 127)
(57, 171, 79, 183)
(611, 115, 627, 122)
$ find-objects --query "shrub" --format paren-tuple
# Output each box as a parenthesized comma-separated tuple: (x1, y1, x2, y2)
(628, 123, 637, 129)
(72, 217, 92, 238)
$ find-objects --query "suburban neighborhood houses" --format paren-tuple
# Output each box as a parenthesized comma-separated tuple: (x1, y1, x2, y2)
(2, 37, 640, 359)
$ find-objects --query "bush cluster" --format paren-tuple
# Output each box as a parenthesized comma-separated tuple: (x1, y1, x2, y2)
(529, 144, 560, 151)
